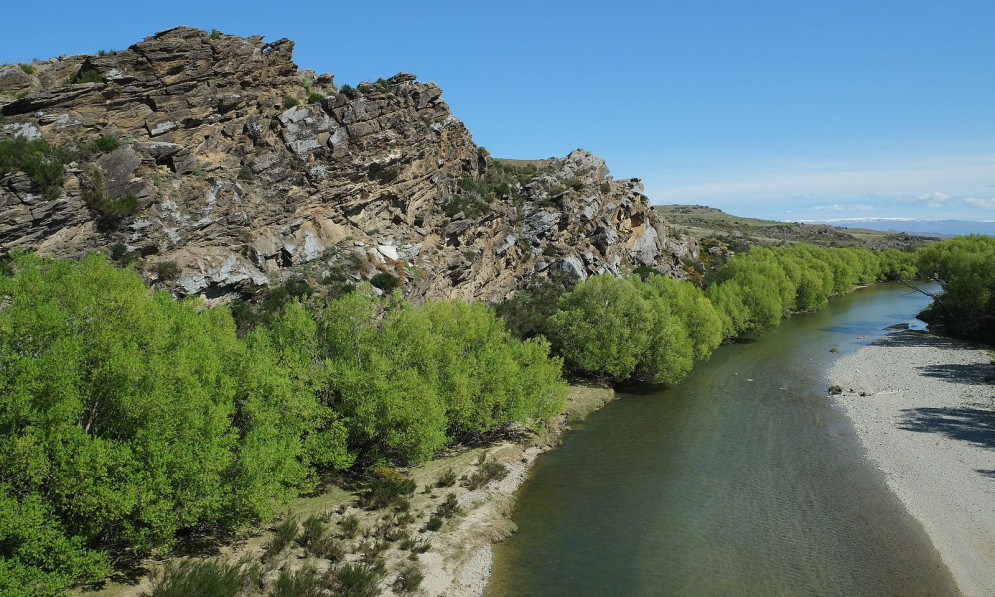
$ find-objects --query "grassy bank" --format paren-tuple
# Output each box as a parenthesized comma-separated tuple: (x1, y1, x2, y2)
(79, 384, 615, 597)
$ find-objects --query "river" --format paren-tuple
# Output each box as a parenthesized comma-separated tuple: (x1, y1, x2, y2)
(485, 283, 958, 596)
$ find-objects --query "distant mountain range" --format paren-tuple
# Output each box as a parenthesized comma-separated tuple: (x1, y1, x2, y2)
(802, 218, 995, 237)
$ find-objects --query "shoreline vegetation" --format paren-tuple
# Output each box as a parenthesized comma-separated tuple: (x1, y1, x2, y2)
(831, 331, 995, 596)
(2, 235, 992, 596)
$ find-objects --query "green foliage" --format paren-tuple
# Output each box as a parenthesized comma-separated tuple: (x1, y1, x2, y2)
(96, 49, 116, 57)
(80, 168, 139, 226)
(145, 558, 257, 597)
(464, 459, 509, 490)
(272, 565, 323, 597)
(19, 64, 34, 75)
(425, 516, 443, 532)
(307, 92, 324, 103)
(705, 244, 896, 339)
(282, 94, 299, 107)
(548, 275, 655, 381)
(210, 29, 223, 40)
(154, 261, 181, 281)
(434, 493, 461, 518)
(91, 135, 119, 152)
(70, 69, 102, 84)
(915, 235, 995, 343)
(359, 467, 416, 510)
(494, 271, 578, 340)
(369, 271, 399, 291)
(320, 294, 566, 463)
(0, 254, 569, 589)
(0, 255, 333, 592)
(436, 468, 457, 487)
(331, 563, 384, 597)
(266, 515, 298, 559)
(339, 514, 361, 539)
(0, 135, 65, 199)
(339, 83, 356, 98)
(393, 563, 424, 594)
(110, 242, 139, 265)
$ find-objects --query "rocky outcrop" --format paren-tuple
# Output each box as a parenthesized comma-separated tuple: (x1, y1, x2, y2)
(0, 27, 695, 302)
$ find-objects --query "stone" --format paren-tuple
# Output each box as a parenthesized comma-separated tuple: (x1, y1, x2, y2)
(0, 27, 691, 304)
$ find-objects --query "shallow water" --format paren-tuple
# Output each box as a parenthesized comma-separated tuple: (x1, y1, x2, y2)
(486, 283, 958, 596)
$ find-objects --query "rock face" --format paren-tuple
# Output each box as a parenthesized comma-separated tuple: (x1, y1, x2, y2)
(0, 27, 696, 302)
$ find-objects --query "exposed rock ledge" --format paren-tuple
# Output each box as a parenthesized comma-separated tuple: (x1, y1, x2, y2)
(1, 27, 696, 302)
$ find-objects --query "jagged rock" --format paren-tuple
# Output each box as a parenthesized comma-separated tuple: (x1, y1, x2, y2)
(0, 27, 695, 302)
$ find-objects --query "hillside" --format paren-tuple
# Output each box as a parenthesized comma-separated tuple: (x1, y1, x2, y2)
(0, 27, 695, 304)
(657, 204, 935, 252)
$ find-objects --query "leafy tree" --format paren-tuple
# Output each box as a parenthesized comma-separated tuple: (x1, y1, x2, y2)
(548, 275, 654, 381)
(915, 235, 995, 342)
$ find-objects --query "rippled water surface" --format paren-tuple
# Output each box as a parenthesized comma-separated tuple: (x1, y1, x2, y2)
(486, 283, 957, 596)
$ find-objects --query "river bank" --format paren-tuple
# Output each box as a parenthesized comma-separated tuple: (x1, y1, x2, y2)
(79, 384, 615, 597)
(830, 330, 995, 597)
(419, 384, 617, 596)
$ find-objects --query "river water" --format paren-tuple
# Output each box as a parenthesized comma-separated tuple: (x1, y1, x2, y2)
(485, 283, 958, 596)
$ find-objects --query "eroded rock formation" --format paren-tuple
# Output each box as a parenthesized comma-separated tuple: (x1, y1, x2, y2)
(0, 27, 696, 302)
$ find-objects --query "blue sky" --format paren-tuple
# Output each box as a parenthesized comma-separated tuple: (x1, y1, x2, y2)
(3, 0, 994, 222)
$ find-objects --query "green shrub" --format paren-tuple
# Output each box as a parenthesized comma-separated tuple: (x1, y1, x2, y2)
(271, 565, 322, 597)
(91, 135, 119, 152)
(96, 49, 116, 57)
(369, 271, 399, 292)
(393, 563, 424, 594)
(339, 514, 361, 539)
(210, 29, 222, 40)
(360, 467, 416, 510)
(307, 92, 324, 103)
(331, 563, 384, 597)
(0, 135, 65, 199)
(424, 516, 443, 532)
(282, 94, 299, 108)
(298, 515, 326, 549)
(265, 515, 299, 559)
(310, 533, 345, 561)
(155, 261, 181, 281)
(110, 242, 139, 265)
(145, 558, 257, 597)
(19, 64, 34, 75)
(436, 468, 457, 487)
(464, 460, 509, 490)
(434, 493, 460, 518)
(71, 69, 102, 84)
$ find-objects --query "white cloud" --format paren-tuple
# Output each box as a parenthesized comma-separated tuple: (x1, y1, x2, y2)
(964, 197, 995, 208)
(902, 191, 950, 203)
(812, 204, 874, 211)
(644, 154, 995, 214)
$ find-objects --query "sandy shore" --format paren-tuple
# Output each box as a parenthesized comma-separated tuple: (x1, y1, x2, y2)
(830, 330, 995, 597)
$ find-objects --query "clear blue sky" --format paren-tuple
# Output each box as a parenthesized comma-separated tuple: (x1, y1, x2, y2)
(3, 0, 994, 222)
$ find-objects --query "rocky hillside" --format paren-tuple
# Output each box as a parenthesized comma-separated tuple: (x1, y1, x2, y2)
(0, 27, 694, 302)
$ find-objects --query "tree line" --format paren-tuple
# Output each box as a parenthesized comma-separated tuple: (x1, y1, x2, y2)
(0, 252, 565, 596)
(914, 234, 995, 344)
(0, 238, 954, 595)
(501, 244, 917, 383)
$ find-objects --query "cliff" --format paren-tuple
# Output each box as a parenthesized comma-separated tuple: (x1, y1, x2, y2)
(0, 26, 695, 302)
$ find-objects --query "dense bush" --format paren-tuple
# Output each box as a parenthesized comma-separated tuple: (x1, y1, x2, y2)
(0, 254, 332, 594)
(704, 245, 900, 338)
(915, 235, 995, 343)
(321, 294, 566, 463)
(0, 135, 66, 199)
(548, 274, 720, 383)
